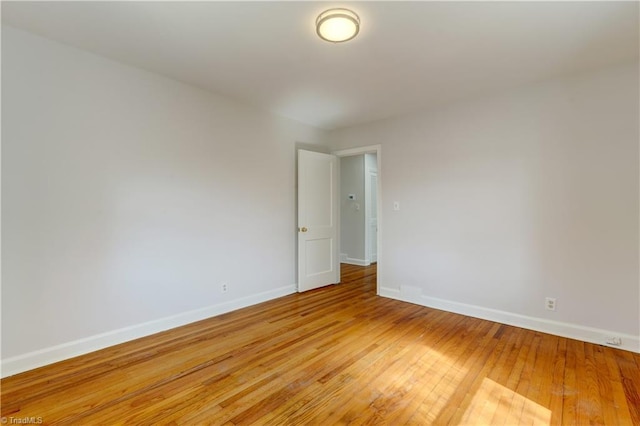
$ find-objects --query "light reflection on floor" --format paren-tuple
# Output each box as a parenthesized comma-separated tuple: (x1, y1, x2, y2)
(459, 377, 552, 425)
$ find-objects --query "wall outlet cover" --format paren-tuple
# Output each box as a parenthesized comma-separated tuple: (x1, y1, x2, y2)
(545, 297, 556, 311)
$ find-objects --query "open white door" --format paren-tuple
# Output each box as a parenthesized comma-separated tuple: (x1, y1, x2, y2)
(298, 150, 339, 292)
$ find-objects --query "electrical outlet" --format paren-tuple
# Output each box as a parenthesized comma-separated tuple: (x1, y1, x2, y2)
(605, 336, 622, 346)
(545, 297, 556, 311)
(221, 283, 228, 293)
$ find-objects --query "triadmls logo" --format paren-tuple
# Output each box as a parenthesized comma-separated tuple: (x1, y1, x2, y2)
(1, 417, 44, 425)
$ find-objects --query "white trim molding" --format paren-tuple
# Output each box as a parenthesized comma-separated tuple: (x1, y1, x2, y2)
(340, 253, 370, 266)
(1, 285, 296, 378)
(379, 285, 640, 354)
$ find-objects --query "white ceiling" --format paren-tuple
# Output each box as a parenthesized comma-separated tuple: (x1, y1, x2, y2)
(2, 1, 638, 130)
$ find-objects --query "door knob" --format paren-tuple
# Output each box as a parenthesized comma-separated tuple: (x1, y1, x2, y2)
(299, 227, 308, 232)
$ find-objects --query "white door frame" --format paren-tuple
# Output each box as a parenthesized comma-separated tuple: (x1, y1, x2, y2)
(333, 145, 382, 295)
(366, 169, 378, 263)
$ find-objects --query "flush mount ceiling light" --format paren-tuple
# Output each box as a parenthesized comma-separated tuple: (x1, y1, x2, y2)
(316, 8, 360, 43)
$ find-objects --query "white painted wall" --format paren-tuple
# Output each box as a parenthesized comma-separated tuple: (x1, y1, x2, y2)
(329, 62, 640, 351)
(1, 27, 326, 374)
(340, 155, 365, 264)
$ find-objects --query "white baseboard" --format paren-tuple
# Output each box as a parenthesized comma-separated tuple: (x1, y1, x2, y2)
(379, 286, 640, 354)
(1, 285, 296, 378)
(340, 255, 370, 266)
(379, 286, 400, 299)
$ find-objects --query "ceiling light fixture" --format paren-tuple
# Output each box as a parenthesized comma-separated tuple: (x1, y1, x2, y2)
(316, 8, 360, 43)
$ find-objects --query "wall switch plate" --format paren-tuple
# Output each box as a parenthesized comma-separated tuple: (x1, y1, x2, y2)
(393, 201, 400, 211)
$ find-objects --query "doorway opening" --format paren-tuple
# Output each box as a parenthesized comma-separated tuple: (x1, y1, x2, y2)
(334, 145, 381, 295)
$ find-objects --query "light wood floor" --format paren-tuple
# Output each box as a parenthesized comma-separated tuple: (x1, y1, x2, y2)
(2, 264, 639, 425)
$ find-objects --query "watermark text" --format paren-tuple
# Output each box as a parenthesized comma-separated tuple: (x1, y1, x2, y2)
(1, 417, 44, 425)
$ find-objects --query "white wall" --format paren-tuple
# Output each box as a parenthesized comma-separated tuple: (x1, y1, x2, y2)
(340, 155, 365, 264)
(329, 62, 640, 351)
(1, 26, 326, 375)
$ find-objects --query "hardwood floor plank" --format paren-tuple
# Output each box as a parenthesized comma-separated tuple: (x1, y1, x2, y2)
(549, 337, 568, 425)
(618, 350, 640, 425)
(591, 345, 619, 426)
(578, 342, 604, 424)
(2, 263, 639, 425)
